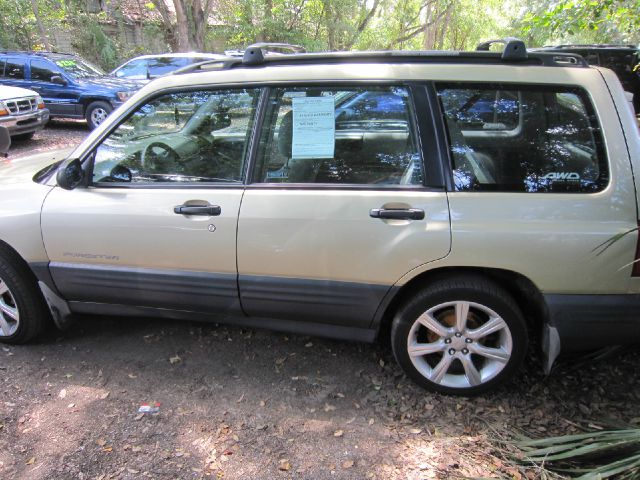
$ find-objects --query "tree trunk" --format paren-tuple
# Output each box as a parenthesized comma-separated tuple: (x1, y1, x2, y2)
(30, 0, 52, 50)
(172, 0, 192, 51)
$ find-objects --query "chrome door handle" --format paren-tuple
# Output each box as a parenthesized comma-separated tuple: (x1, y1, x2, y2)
(369, 208, 425, 220)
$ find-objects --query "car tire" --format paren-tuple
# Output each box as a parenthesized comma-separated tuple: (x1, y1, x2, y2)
(391, 275, 528, 395)
(0, 246, 50, 344)
(85, 101, 113, 130)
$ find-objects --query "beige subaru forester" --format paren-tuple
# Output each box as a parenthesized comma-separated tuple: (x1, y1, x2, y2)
(0, 40, 639, 395)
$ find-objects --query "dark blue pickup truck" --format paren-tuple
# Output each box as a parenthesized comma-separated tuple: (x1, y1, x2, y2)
(0, 51, 142, 129)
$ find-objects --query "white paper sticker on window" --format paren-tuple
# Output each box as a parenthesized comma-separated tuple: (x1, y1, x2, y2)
(291, 96, 335, 159)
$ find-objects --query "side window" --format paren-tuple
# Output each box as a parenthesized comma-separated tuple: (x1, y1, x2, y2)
(147, 57, 188, 76)
(30, 59, 58, 82)
(92, 88, 260, 184)
(253, 86, 424, 186)
(5, 60, 25, 79)
(0, 60, 5, 77)
(437, 84, 607, 193)
(114, 60, 147, 79)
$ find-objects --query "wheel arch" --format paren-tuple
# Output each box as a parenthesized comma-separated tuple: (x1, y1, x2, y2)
(375, 266, 549, 343)
(80, 96, 114, 114)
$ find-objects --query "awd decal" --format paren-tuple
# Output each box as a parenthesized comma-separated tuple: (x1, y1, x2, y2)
(542, 172, 580, 181)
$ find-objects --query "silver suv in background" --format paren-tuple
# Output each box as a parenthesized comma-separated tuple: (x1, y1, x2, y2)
(111, 53, 229, 82)
(0, 85, 49, 139)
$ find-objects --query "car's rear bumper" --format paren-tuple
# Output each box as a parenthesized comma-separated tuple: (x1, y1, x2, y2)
(0, 109, 50, 136)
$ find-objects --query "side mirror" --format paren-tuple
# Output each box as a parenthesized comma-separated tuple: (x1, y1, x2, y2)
(56, 158, 84, 190)
(51, 75, 67, 86)
(0, 126, 10, 157)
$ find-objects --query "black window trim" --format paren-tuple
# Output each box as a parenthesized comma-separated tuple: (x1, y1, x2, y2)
(434, 81, 609, 194)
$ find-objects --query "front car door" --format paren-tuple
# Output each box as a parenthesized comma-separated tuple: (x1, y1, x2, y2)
(41, 87, 261, 316)
(28, 58, 78, 116)
(237, 84, 451, 335)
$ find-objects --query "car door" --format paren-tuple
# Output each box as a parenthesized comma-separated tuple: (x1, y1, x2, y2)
(237, 84, 451, 330)
(28, 58, 76, 116)
(41, 87, 261, 315)
(0, 58, 28, 89)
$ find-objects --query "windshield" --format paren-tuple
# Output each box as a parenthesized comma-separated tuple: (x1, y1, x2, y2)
(55, 58, 105, 78)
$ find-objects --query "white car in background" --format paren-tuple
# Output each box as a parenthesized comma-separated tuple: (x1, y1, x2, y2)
(111, 53, 228, 82)
(0, 85, 49, 140)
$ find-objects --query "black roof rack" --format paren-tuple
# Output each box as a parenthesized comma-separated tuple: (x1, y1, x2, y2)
(171, 38, 590, 76)
(0, 50, 75, 56)
(541, 44, 638, 50)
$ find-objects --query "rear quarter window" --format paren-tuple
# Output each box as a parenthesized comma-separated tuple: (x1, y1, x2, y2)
(436, 83, 608, 193)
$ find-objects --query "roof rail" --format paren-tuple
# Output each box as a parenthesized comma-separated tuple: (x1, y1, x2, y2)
(543, 44, 638, 49)
(247, 42, 306, 54)
(476, 38, 527, 61)
(171, 45, 592, 76)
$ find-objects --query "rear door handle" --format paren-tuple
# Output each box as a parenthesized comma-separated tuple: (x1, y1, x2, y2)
(174, 205, 221, 216)
(369, 208, 425, 220)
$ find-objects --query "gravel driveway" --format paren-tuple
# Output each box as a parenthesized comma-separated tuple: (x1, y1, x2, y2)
(2, 125, 640, 480)
(10, 120, 88, 158)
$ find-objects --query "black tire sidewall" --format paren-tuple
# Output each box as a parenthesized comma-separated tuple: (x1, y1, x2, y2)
(86, 101, 113, 130)
(391, 280, 528, 395)
(0, 252, 48, 344)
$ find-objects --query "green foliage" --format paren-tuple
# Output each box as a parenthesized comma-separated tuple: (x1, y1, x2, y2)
(513, 428, 640, 479)
(73, 21, 119, 70)
(522, 0, 640, 45)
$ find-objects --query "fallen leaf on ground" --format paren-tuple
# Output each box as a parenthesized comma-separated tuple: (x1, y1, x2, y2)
(96, 439, 106, 447)
(409, 428, 422, 434)
(128, 373, 137, 379)
(169, 355, 181, 364)
(324, 403, 336, 412)
(58, 389, 67, 399)
(278, 459, 291, 471)
(342, 460, 354, 469)
(236, 394, 244, 403)
(25, 457, 35, 465)
(333, 430, 344, 437)
(99, 392, 110, 400)
(67, 403, 75, 408)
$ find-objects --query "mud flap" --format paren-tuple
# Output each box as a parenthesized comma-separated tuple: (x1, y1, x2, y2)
(541, 323, 561, 374)
(38, 281, 74, 331)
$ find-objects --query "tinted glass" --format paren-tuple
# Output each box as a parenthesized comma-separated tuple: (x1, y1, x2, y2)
(114, 59, 147, 79)
(437, 84, 607, 193)
(54, 58, 104, 78)
(92, 88, 260, 184)
(5, 60, 25, 79)
(254, 86, 423, 186)
(147, 57, 188, 76)
(30, 59, 57, 82)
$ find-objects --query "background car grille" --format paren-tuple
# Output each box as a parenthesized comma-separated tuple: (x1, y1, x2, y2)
(5, 97, 38, 115)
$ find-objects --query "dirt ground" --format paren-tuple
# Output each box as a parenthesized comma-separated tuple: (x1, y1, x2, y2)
(10, 120, 88, 158)
(3, 125, 640, 480)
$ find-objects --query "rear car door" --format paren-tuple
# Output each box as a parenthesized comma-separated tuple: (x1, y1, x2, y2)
(237, 84, 451, 331)
(41, 87, 261, 315)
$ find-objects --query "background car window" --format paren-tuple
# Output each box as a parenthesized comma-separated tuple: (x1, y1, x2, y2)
(254, 86, 423, 186)
(30, 59, 57, 82)
(54, 58, 104, 78)
(147, 57, 189, 76)
(437, 84, 607, 193)
(5, 60, 25, 79)
(114, 59, 148, 78)
(92, 88, 260, 184)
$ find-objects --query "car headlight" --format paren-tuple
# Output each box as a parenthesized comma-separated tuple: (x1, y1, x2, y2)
(116, 91, 134, 102)
(0, 101, 7, 116)
(36, 95, 45, 109)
